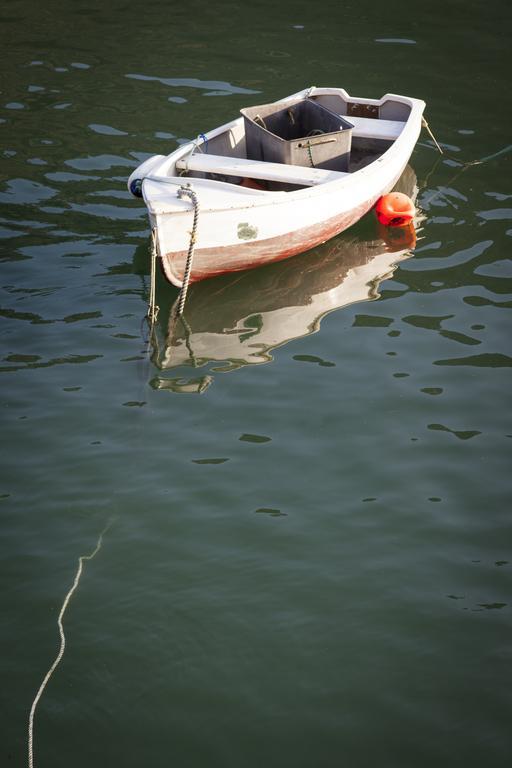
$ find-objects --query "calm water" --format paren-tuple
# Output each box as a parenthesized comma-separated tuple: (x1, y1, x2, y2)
(2, 1, 511, 766)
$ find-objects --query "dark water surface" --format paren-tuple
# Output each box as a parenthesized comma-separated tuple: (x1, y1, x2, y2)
(2, 1, 511, 766)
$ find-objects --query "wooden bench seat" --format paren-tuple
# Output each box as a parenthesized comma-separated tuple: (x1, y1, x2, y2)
(348, 116, 405, 141)
(176, 153, 348, 187)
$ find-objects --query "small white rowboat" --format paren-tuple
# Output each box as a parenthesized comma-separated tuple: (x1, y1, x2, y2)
(128, 86, 425, 287)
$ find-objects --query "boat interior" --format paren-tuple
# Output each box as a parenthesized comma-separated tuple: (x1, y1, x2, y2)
(175, 92, 413, 192)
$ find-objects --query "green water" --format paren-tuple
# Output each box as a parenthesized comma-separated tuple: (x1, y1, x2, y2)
(1, 1, 511, 766)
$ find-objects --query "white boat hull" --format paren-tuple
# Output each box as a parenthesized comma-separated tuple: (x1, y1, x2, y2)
(129, 87, 425, 286)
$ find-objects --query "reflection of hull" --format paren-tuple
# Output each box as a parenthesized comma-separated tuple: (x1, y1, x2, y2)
(159, 245, 409, 370)
(150, 166, 418, 387)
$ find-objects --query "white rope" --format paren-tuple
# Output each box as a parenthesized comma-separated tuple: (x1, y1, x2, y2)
(28, 523, 111, 768)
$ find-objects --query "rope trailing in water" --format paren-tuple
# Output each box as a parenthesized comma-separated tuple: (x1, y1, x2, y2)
(421, 118, 512, 168)
(28, 522, 112, 768)
(147, 227, 160, 326)
(176, 184, 200, 316)
(422, 117, 444, 155)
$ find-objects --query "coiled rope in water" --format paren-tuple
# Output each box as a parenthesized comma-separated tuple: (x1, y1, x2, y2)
(27, 523, 112, 768)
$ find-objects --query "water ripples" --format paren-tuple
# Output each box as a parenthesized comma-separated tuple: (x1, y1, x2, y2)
(1, 8, 511, 766)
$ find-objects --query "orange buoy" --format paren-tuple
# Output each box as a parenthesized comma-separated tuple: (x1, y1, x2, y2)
(375, 192, 415, 227)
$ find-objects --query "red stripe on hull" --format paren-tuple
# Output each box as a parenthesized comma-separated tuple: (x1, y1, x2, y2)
(161, 195, 381, 285)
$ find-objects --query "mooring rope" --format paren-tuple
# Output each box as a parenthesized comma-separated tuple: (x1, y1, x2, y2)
(147, 227, 160, 326)
(422, 117, 445, 156)
(420, 117, 512, 209)
(421, 118, 512, 168)
(176, 184, 200, 316)
(28, 522, 112, 768)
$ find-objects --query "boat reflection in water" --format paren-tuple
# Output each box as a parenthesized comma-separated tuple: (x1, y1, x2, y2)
(150, 167, 419, 393)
